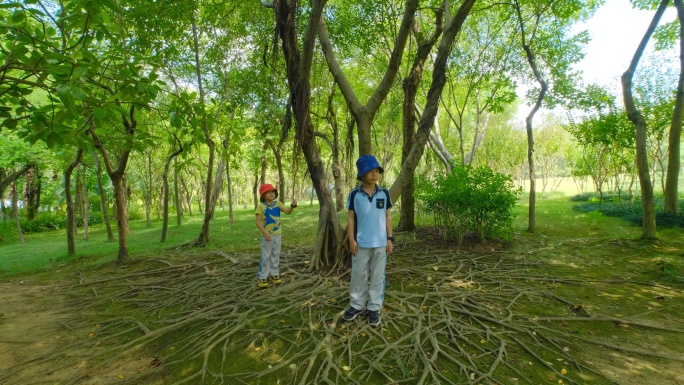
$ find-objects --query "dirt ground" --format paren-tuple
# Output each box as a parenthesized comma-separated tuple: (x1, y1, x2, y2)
(1, 239, 683, 385)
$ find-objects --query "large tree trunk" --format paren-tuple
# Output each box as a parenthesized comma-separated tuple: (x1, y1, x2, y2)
(389, 0, 477, 202)
(270, 0, 345, 270)
(399, 5, 444, 231)
(92, 152, 114, 241)
(65, 149, 83, 255)
(622, 0, 668, 239)
(664, 0, 684, 216)
(162, 143, 183, 242)
(318, 0, 419, 156)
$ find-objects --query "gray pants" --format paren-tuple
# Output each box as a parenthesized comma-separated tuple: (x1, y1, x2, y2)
(349, 247, 387, 312)
(258, 234, 281, 279)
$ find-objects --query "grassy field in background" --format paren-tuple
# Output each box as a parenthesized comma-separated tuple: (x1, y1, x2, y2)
(0, 203, 322, 278)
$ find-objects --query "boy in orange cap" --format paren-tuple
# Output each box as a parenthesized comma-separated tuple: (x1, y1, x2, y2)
(255, 183, 297, 288)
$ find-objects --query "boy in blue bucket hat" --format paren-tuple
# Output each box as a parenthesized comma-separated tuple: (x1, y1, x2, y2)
(342, 154, 393, 327)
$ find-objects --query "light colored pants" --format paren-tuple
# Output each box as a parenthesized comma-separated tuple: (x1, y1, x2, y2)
(258, 234, 281, 279)
(349, 247, 387, 312)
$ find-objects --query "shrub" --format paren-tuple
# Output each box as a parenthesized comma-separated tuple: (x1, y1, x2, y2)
(416, 164, 521, 243)
(573, 195, 684, 228)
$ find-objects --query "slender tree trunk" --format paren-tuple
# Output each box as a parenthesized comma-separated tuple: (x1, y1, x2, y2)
(145, 152, 152, 228)
(162, 144, 183, 242)
(514, 0, 548, 233)
(621, 0, 668, 239)
(174, 159, 182, 226)
(10, 180, 24, 243)
(252, 172, 259, 210)
(92, 152, 114, 241)
(226, 155, 234, 225)
(320, 85, 345, 211)
(82, 164, 89, 241)
(24, 166, 38, 221)
(664, 0, 684, 215)
(65, 149, 83, 255)
(89, 106, 137, 263)
(389, 0, 477, 202)
(34, 170, 42, 217)
(399, 6, 444, 230)
(190, 10, 216, 247)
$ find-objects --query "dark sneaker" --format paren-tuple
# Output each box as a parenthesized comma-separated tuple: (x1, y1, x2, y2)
(257, 279, 269, 288)
(368, 311, 381, 327)
(269, 275, 282, 284)
(342, 307, 363, 321)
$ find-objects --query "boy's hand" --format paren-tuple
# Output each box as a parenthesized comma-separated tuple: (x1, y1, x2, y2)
(264, 234, 272, 242)
(292, 199, 298, 206)
(350, 239, 358, 256)
(387, 239, 393, 253)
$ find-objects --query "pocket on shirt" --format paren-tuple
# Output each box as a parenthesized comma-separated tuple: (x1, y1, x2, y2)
(376, 198, 385, 209)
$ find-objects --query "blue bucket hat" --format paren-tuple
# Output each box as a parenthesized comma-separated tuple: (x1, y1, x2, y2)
(356, 155, 384, 180)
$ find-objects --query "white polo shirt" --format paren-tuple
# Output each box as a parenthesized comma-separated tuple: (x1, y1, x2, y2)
(346, 185, 393, 248)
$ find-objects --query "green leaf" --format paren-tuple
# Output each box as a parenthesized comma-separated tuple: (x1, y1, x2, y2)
(11, 10, 26, 23)
(0, 3, 21, 9)
(46, 132, 61, 148)
(69, 86, 89, 101)
(93, 106, 109, 120)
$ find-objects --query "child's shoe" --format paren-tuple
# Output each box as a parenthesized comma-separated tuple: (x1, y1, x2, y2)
(368, 310, 381, 327)
(257, 279, 269, 288)
(269, 275, 282, 284)
(342, 307, 363, 321)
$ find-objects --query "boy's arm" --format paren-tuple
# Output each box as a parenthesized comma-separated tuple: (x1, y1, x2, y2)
(255, 214, 272, 241)
(386, 208, 393, 253)
(282, 199, 298, 214)
(347, 210, 358, 256)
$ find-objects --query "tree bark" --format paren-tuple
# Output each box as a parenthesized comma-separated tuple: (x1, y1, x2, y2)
(174, 158, 182, 226)
(665, 0, 684, 216)
(318, 0, 419, 156)
(191, 10, 216, 247)
(0, 163, 31, 200)
(226, 155, 234, 225)
(92, 152, 114, 241)
(621, 0, 668, 239)
(324, 85, 345, 212)
(88, 105, 137, 263)
(11, 180, 24, 243)
(81, 164, 89, 241)
(399, 6, 444, 230)
(389, 0, 477, 202)
(23, 165, 38, 221)
(65, 149, 83, 255)
(271, 0, 345, 270)
(162, 141, 183, 242)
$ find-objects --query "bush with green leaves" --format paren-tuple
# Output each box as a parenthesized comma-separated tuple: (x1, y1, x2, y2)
(416, 165, 521, 243)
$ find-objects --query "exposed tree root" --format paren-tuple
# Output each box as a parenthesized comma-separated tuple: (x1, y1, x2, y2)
(1, 241, 682, 385)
